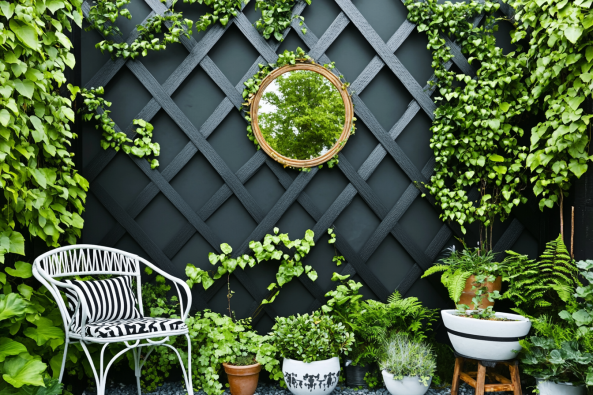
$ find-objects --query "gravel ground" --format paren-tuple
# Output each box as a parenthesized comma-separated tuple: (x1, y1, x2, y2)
(97, 381, 513, 395)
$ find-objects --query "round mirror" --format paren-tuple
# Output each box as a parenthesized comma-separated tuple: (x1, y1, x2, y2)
(250, 63, 354, 168)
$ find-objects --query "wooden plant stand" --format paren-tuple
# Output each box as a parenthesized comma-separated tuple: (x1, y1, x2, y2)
(451, 356, 522, 395)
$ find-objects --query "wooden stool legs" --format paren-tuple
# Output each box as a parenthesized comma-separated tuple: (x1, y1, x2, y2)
(451, 357, 522, 395)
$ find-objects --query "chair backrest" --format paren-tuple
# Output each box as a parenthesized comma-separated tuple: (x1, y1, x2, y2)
(33, 245, 144, 333)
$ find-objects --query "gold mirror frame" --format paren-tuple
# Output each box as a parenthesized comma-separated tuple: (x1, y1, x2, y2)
(250, 63, 354, 168)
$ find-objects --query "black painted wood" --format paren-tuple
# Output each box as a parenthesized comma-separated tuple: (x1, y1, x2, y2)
(79, 0, 544, 327)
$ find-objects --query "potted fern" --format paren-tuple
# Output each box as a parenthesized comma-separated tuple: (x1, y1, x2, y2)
(424, 245, 531, 360)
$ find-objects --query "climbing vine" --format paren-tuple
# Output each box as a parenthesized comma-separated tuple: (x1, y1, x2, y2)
(508, 0, 593, 234)
(406, 0, 531, 249)
(241, 48, 354, 171)
(255, 0, 311, 41)
(77, 87, 160, 168)
(90, 0, 246, 59)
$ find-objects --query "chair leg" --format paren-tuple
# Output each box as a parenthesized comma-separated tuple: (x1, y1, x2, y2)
(58, 340, 69, 383)
(451, 357, 463, 395)
(133, 348, 142, 395)
(476, 362, 487, 395)
(79, 342, 101, 394)
(186, 334, 194, 395)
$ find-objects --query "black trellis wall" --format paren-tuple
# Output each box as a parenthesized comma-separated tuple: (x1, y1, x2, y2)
(79, 0, 546, 332)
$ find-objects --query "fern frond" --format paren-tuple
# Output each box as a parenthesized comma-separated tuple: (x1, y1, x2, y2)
(442, 269, 472, 303)
(421, 264, 451, 278)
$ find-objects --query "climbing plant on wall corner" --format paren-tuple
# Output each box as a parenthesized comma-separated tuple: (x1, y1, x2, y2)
(405, 0, 531, 250)
(507, 0, 593, 237)
(0, 0, 93, 393)
(254, 0, 311, 41)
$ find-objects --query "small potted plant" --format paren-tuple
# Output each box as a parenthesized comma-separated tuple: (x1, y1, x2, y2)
(424, 246, 531, 360)
(378, 333, 436, 395)
(270, 311, 355, 395)
(185, 311, 282, 395)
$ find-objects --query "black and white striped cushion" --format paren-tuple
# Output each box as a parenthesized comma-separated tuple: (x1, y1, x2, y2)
(64, 276, 143, 332)
(76, 317, 187, 338)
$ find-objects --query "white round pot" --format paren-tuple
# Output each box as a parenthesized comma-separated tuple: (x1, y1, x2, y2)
(381, 371, 431, 395)
(282, 357, 340, 395)
(536, 379, 586, 395)
(441, 310, 531, 360)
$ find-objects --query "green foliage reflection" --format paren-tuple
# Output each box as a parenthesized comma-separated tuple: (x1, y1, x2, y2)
(258, 70, 345, 160)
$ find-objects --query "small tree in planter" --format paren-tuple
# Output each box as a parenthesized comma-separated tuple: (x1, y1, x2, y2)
(270, 311, 355, 395)
(379, 333, 436, 395)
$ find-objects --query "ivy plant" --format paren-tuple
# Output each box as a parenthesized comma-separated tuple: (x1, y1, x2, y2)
(406, 0, 531, 248)
(186, 227, 318, 308)
(89, 0, 246, 59)
(78, 87, 160, 168)
(254, 0, 311, 41)
(508, 0, 593, 234)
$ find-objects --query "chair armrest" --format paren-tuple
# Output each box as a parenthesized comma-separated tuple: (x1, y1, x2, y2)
(138, 257, 193, 320)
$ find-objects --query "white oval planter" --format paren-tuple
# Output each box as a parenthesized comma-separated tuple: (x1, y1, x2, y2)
(536, 379, 586, 395)
(441, 310, 531, 360)
(282, 357, 340, 395)
(381, 371, 431, 395)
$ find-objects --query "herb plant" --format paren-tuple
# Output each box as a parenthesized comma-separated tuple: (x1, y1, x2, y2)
(379, 333, 436, 387)
(270, 311, 355, 363)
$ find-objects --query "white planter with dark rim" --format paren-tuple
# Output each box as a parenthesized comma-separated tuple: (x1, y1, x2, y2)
(441, 310, 531, 360)
(282, 357, 340, 395)
(536, 379, 586, 395)
(381, 371, 431, 395)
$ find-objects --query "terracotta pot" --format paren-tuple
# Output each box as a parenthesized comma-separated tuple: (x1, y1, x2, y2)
(459, 275, 502, 309)
(223, 362, 261, 395)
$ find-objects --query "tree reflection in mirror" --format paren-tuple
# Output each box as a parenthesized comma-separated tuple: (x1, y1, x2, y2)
(257, 70, 346, 161)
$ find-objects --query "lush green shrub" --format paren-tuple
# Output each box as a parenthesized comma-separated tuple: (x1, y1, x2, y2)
(378, 333, 436, 387)
(270, 311, 354, 363)
(322, 273, 436, 366)
(185, 310, 281, 395)
(503, 236, 580, 317)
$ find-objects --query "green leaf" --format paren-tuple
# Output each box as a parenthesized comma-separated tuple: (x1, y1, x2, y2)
(9, 20, 39, 51)
(2, 354, 47, 388)
(0, 1, 15, 18)
(0, 293, 28, 321)
(500, 102, 510, 112)
(586, 46, 593, 63)
(564, 26, 583, 44)
(23, 317, 64, 348)
(489, 154, 505, 162)
(307, 269, 318, 282)
(0, 339, 27, 362)
(0, 109, 10, 127)
(567, 96, 585, 111)
(5, 262, 32, 278)
(569, 161, 588, 178)
(9, 232, 25, 255)
(220, 243, 233, 255)
(14, 80, 35, 100)
(46, 0, 65, 13)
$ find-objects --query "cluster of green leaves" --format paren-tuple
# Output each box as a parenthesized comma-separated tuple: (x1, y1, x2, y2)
(422, 246, 502, 311)
(508, 0, 593, 211)
(78, 87, 160, 168)
(186, 227, 318, 305)
(406, 0, 531, 241)
(322, 273, 437, 366)
(378, 333, 436, 387)
(85, 0, 131, 37)
(502, 235, 580, 317)
(185, 310, 281, 395)
(89, 0, 245, 59)
(270, 310, 355, 363)
(559, 260, 593, 339)
(327, 228, 345, 266)
(254, 0, 310, 41)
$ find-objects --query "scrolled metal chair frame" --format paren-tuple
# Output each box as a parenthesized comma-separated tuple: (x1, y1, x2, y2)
(32, 245, 194, 395)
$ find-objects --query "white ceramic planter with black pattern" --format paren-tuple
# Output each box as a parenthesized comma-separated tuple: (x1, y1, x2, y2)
(381, 371, 431, 395)
(282, 357, 340, 395)
(536, 379, 587, 395)
(441, 310, 531, 360)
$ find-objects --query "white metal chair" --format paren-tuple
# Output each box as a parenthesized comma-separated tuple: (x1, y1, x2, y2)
(32, 245, 194, 395)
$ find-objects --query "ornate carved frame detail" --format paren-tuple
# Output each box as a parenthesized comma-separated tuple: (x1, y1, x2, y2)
(249, 62, 354, 168)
